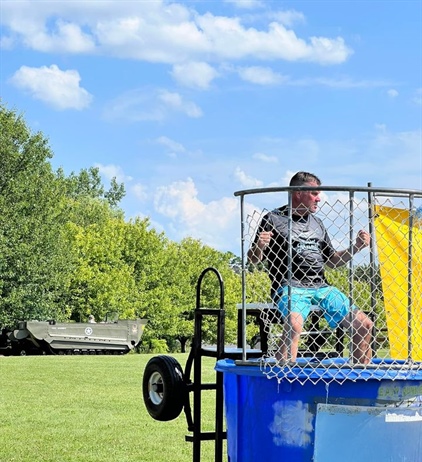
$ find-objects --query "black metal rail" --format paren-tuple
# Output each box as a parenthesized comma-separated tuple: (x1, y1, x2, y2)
(183, 267, 264, 462)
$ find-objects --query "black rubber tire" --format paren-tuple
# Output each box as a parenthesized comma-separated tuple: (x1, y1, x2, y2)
(142, 355, 186, 421)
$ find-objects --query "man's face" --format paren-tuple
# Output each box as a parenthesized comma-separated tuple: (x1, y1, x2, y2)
(294, 180, 321, 214)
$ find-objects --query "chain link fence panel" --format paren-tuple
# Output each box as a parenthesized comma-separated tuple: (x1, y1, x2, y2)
(236, 186, 422, 386)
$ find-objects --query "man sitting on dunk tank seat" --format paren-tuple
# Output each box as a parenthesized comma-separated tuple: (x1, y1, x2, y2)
(248, 171, 373, 364)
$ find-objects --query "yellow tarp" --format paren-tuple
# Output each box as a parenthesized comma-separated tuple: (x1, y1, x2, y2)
(374, 205, 422, 360)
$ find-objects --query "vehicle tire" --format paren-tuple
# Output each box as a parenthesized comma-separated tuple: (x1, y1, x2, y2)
(143, 355, 186, 421)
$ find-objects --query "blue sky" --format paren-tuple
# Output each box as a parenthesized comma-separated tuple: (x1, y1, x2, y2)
(1, 0, 421, 254)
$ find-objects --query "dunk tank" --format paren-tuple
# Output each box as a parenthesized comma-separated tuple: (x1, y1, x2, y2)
(218, 184, 422, 462)
(143, 184, 422, 462)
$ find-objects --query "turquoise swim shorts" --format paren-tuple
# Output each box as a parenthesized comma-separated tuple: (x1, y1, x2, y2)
(274, 286, 356, 328)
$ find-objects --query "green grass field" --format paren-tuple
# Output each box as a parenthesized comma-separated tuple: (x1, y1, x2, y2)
(0, 353, 225, 462)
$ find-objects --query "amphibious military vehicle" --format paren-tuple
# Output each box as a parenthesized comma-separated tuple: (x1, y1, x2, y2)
(0, 316, 147, 356)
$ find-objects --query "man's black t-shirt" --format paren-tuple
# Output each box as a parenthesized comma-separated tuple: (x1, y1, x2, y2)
(254, 206, 335, 295)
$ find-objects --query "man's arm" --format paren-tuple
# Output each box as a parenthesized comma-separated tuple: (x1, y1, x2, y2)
(326, 230, 370, 268)
(248, 231, 272, 264)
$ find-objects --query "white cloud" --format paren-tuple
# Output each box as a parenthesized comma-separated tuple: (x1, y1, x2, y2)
(95, 163, 132, 183)
(308, 36, 353, 64)
(104, 87, 203, 122)
(0, 34, 15, 49)
(253, 152, 278, 163)
(29, 20, 95, 53)
(156, 136, 186, 157)
(196, 15, 352, 64)
(235, 69, 391, 89)
(387, 89, 399, 98)
(224, 0, 264, 9)
(154, 178, 204, 220)
(158, 90, 203, 118)
(282, 170, 296, 186)
(1, 7, 95, 54)
(171, 61, 219, 89)
(153, 177, 241, 250)
(9, 64, 92, 110)
(104, 88, 165, 122)
(234, 68, 392, 89)
(132, 183, 148, 202)
(269, 10, 306, 27)
(234, 167, 263, 188)
(1, 1, 353, 65)
(292, 76, 391, 88)
(237, 66, 287, 85)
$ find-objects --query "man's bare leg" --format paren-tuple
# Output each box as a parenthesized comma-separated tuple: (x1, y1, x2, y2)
(341, 310, 373, 364)
(276, 313, 304, 362)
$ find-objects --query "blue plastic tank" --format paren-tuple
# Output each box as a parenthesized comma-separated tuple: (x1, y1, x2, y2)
(215, 358, 422, 462)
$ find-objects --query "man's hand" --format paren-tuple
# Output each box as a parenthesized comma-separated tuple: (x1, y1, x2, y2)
(256, 231, 273, 250)
(355, 230, 370, 251)
(327, 229, 370, 268)
(248, 231, 273, 263)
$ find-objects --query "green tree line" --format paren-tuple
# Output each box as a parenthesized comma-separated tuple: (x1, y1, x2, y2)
(1, 102, 256, 352)
(1, 102, 383, 354)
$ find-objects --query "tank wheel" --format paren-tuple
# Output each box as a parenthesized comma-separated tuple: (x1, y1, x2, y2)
(143, 355, 186, 421)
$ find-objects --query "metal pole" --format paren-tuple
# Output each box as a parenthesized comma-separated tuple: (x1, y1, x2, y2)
(286, 191, 293, 361)
(407, 194, 415, 362)
(348, 191, 355, 363)
(240, 194, 247, 362)
(192, 311, 202, 462)
(367, 183, 378, 354)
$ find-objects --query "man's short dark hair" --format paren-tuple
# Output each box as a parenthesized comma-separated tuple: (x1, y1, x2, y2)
(289, 171, 321, 186)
